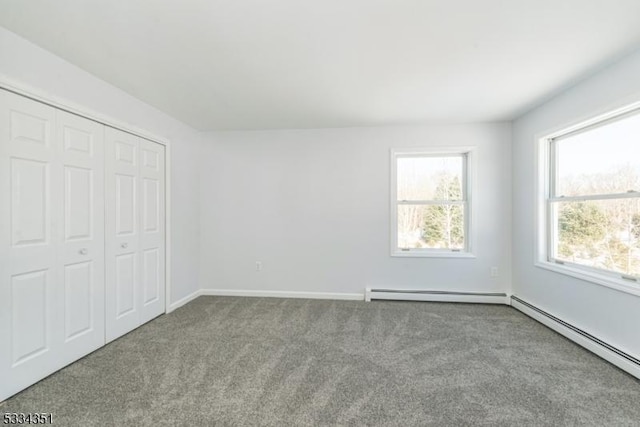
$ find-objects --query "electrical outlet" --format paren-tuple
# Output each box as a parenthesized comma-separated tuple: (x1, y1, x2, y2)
(491, 267, 499, 277)
(256, 261, 262, 272)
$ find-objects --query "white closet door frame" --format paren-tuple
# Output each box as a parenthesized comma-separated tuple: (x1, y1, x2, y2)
(0, 77, 173, 316)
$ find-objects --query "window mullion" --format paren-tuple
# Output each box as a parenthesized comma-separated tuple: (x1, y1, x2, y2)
(397, 200, 465, 205)
(548, 139, 558, 262)
(549, 138, 558, 198)
(549, 192, 640, 203)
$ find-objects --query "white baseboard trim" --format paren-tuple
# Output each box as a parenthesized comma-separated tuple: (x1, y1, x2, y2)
(166, 289, 202, 313)
(200, 289, 364, 301)
(365, 288, 510, 305)
(511, 296, 640, 380)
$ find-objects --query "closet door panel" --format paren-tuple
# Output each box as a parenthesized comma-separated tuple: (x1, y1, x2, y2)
(139, 139, 165, 323)
(142, 248, 160, 305)
(105, 127, 141, 342)
(64, 166, 92, 240)
(10, 269, 50, 364)
(0, 90, 60, 402)
(115, 252, 136, 316)
(56, 110, 105, 362)
(11, 158, 49, 245)
(115, 173, 136, 235)
(63, 261, 93, 339)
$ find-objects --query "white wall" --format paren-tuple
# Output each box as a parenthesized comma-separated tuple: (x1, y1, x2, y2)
(200, 123, 512, 297)
(512, 48, 640, 357)
(0, 27, 202, 305)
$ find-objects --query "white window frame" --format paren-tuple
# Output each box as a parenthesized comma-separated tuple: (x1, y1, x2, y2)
(536, 101, 640, 296)
(390, 147, 476, 258)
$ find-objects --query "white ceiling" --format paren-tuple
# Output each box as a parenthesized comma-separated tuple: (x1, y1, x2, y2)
(2, 1, 640, 131)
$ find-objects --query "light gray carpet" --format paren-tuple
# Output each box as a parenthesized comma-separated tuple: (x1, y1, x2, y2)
(1, 296, 639, 426)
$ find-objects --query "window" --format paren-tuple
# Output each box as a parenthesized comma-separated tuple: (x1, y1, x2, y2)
(390, 148, 474, 257)
(542, 106, 640, 285)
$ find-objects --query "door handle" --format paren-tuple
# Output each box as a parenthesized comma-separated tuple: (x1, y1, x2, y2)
(79, 248, 88, 255)
(121, 243, 128, 249)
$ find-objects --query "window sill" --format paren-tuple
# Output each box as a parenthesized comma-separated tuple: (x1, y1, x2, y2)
(535, 260, 640, 298)
(391, 250, 476, 259)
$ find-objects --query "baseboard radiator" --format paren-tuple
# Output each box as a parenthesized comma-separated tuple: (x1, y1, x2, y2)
(365, 288, 509, 304)
(511, 295, 640, 380)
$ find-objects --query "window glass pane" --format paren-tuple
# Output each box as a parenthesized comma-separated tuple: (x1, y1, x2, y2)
(397, 156, 463, 201)
(553, 198, 640, 277)
(398, 204, 464, 249)
(556, 112, 640, 197)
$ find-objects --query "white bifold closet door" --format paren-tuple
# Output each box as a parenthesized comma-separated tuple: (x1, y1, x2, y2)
(0, 90, 105, 400)
(105, 127, 165, 343)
